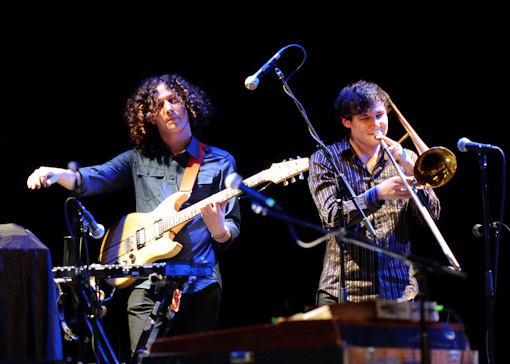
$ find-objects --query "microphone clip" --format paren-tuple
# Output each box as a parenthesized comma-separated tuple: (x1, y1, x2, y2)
(251, 202, 269, 216)
(75, 199, 105, 239)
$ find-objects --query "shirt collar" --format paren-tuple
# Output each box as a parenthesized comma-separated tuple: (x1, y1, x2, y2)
(173, 135, 200, 167)
(185, 135, 201, 160)
(339, 136, 387, 171)
(339, 137, 356, 160)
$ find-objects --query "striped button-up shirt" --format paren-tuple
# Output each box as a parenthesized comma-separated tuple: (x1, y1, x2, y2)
(308, 138, 440, 303)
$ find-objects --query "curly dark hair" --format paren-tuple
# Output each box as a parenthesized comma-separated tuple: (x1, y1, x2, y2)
(334, 80, 390, 127)
(124, 74, 213, 154)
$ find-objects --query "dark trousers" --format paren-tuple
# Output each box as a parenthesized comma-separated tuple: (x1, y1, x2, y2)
(127, 283, 221, 354)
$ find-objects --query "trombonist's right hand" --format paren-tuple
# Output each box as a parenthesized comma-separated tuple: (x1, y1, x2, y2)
(375, 133, 415, 177)
(375, 175, 413, 201)
(27, 166, 81, 191)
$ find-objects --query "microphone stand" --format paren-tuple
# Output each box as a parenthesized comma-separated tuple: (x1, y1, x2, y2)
(273, 66, 377, 303)
(273, 67, 377, 237)
(62, 165, 119, 364)
(463, 143, 505, 364)
(477, 153, 496, 364)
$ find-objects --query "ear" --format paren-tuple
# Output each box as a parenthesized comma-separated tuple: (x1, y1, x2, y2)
(341, 118, 351, 129)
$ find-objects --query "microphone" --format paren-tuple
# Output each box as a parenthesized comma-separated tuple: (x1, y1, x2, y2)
(68, 160, 79, 172)
(457, 137, 500, 153)
(244, 47, 286, 90)
(225, 173, 280, 209)
(472, 222, 498, 238)
(76, 200, 105, 239)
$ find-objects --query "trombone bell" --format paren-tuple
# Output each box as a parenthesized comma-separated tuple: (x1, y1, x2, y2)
(388, 98, 457, 188)
(414, 147, 457, 188)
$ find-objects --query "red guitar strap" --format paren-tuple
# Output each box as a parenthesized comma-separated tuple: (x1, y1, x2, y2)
(179, 141, 206, 194)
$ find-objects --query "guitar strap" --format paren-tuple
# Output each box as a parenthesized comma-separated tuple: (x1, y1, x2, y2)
(166, 141, 206, 323)
(179, 141, 207, 194)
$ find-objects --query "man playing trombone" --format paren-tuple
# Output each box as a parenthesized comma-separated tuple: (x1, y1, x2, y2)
(308, 80, 440, 306)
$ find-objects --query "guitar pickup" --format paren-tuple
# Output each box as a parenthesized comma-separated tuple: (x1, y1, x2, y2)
(136, 228, 146, 249)
(154, 219, 165, 240)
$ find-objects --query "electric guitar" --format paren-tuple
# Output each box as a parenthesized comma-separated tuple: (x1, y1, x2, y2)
(98, 157, 309, 288)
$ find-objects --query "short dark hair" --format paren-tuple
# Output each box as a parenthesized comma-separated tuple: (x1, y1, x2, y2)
(334, 80, 390, 122)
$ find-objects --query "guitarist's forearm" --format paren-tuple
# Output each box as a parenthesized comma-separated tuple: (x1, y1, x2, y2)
(57, 170, 82, 190)
(27, 166, 82, 191)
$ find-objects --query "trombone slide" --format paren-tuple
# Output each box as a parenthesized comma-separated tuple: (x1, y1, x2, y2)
(378, 135, 461, 271)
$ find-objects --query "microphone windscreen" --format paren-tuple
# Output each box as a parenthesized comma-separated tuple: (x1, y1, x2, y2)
(225, 173, 243, 189)
(457, 137, 470, 152)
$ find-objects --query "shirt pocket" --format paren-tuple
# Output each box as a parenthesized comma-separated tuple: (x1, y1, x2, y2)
(136, 165, 166, 203)
(185, 172, 216, 207)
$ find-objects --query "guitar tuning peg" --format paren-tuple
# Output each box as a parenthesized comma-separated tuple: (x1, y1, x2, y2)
(283, 179, 290, 186)
(290, 176, 296, 183)
(299, 172, 305, 180)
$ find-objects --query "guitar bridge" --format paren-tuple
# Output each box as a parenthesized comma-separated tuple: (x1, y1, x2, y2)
(125, 236, 134, 253)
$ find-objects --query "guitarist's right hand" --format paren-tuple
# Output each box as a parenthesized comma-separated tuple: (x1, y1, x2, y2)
(27, 166, 81, 191)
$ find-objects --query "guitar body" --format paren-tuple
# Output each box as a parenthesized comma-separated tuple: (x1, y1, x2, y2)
(97, 157, 310, 289)
(99, 192, 189, 288)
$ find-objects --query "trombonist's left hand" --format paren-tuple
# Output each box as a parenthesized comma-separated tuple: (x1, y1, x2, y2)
(375, 134, 415, 177)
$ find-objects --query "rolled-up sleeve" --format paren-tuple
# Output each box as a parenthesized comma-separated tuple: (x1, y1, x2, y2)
(216, 152, 241, 249)
(75, 150, 134, 197)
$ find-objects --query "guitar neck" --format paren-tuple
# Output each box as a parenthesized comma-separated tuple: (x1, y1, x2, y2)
(164, 172, 266, 230)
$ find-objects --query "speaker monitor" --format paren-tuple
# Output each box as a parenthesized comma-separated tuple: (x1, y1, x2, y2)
(0, 223, 63, 361)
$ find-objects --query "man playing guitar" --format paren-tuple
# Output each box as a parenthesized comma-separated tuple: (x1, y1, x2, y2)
(27, 74, 242, 356)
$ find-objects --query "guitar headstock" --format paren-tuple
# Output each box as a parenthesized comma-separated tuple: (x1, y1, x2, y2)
(265, 157, 309, 185)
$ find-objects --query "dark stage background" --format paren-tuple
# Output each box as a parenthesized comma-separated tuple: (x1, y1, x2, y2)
(2, 1, 508, 363)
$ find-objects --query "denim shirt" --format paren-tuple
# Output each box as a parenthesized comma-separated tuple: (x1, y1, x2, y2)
(76, 136, 241, 293)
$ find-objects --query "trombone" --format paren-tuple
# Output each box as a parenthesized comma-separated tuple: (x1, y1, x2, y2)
(377, 99, 461, 271)
(389, 99, 457, 188)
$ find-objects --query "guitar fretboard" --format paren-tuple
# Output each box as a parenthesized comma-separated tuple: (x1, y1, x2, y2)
(161, 172, 266, 233)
